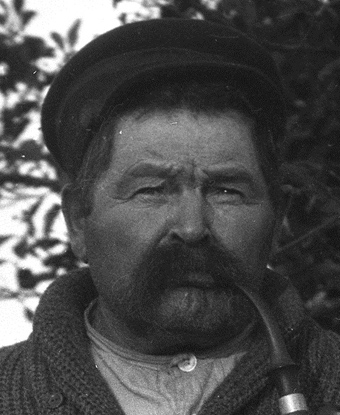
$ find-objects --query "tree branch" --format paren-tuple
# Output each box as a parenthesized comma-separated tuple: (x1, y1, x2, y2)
(274, 214, 340, 257)
(0, 144, 55, 164)
(189, 0, 340, 56)
(0, 172, 61, 192)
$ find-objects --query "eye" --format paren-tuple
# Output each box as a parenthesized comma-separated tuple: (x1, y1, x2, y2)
(216, 187, 241, 195)
(133, 185, 167, 200)
(207, 182, 244, 204)
(136, 186, 164, 194)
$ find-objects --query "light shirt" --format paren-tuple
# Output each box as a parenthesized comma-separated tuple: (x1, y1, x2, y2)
(85, 301, 247, 415)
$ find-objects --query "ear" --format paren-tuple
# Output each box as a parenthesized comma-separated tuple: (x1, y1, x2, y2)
(61, 184, 87, 262)
(270, 194, 289, 257)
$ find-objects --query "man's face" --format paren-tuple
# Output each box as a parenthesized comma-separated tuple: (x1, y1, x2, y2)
(74, 109, 276, 353)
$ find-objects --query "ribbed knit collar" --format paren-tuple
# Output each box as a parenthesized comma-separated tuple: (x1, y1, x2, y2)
(27, 268, 125, 414)
(25, 268, 307, 414)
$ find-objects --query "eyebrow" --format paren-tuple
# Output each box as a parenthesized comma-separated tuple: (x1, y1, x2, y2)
(115, 161, 264, 194)
(202, 165, 264, 193)
(203, 165, 254, 181)
(121, 161, 177, 179)
(113, 161, 176, 194)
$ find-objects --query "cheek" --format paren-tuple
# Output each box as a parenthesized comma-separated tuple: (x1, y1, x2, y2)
(213, 204, 275, 269)
(84, 205, 168, 270)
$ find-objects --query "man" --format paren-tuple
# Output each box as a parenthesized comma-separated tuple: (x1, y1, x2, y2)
(1, 18, 340, 415)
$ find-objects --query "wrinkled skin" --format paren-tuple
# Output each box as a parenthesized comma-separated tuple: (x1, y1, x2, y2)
(63, 109, 276, 355)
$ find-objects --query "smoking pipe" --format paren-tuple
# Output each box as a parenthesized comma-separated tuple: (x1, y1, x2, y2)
(235, 285, 340, 415)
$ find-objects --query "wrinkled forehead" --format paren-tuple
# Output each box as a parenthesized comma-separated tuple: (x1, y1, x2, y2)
(98, 85, 259, 160)
(102, 109, 263, 179)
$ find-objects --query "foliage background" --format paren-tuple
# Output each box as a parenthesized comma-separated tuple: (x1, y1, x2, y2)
(0, 0, 340, 334)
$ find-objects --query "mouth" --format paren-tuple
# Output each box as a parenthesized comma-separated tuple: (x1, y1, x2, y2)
(169, 272, 224, 290)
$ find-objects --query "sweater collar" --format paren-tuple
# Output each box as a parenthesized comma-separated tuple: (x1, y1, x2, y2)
(29, 268, 125, 414)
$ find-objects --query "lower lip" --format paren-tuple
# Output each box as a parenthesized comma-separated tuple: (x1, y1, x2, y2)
(160, 286, 227, 312)
(164, 286, 223, 300)
(176, 273, 217, 289)
(178, 283, 218, 290)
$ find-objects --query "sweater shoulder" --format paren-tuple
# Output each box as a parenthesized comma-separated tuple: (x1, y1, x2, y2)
(0, 340, 27, 368)
(303, 319, 340, 359)
(297, 319, 340, 408)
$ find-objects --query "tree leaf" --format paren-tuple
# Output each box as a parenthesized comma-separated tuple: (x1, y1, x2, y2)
(0, 0, 8, 11)
(33, 238, 61, 249)
(50, 32, 64, 49)
(43, 203, 61, 236)
(22, 10, 37, 26)
(24, 307, 34, 321)
(43, 247, 78, 269)
(22, 198, 43, 237)
(20, 139, 44, 161)
(0, 14, 6, 25)
(18, 268, 36, 289)
(22, 10, 36, 26)
(13, 239, 29, 258)
(14, 0, 24, 13)
(67, 19, 81, 47)
(23, 36, 51, 60)
(0, 235, 12, 246)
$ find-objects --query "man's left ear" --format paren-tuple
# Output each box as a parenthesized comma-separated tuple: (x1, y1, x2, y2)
(270, 197, 288, 256)
(61, 184, 87, 263)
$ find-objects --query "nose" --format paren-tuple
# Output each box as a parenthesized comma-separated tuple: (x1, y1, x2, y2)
(169, 190, 211, 245)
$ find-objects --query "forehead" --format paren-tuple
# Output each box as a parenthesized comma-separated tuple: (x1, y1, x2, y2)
(103, 109, 261, 174)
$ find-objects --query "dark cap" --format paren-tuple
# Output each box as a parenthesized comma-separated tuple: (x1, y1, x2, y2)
(41, 18, 286, 178)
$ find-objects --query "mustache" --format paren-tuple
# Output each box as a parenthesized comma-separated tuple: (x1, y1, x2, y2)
(115, 241, 256, 336)
(127, 242, 249, 311)
(146, 243, 244, 289)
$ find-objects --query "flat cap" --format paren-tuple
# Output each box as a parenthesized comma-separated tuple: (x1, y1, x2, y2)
(41, 18, 286, 178)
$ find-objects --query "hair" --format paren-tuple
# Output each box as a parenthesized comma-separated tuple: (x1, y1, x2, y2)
(71, 79, 283, 215)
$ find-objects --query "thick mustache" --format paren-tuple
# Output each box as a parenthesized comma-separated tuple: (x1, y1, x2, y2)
(123, 242, 250, 332)
(138, 243, 245, 291)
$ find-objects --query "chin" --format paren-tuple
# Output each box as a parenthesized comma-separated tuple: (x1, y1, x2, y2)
(150, 287, 255, 343)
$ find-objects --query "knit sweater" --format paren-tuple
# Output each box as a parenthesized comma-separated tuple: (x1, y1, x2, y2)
(1, 268, 340, 415)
